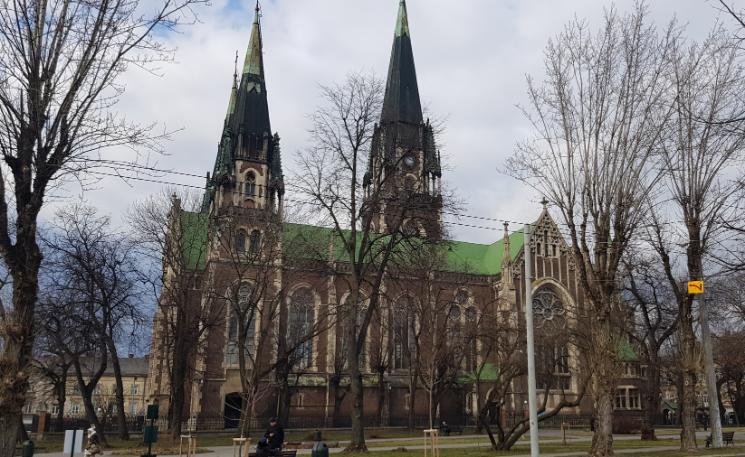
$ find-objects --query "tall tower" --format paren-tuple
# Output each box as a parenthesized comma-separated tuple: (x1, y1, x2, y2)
(203, 2, 284, 216)
(364, 0, 443, 239)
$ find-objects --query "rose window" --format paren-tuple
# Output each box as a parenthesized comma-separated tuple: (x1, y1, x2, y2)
(532, 290, 566, 330)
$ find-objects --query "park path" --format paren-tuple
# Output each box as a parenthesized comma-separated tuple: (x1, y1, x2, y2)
(36, 431, 744, 457)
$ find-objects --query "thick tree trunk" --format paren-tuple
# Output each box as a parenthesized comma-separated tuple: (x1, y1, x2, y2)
(82, 390, 108, 447)
(0, 265, 41, 457)
(642, 361, 660, 440)
(275, 357, 291, 426)
(55, 377, 67, 432)
(107, 340, 130, 440)
(590, 387, 615, 457)
(168, 311, 190, 440)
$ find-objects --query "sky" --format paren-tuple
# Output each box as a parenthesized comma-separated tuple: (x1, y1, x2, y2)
(50, 0, 729, 244)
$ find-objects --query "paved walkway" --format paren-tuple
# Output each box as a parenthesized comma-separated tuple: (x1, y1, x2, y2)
(35, 431, 744, 457)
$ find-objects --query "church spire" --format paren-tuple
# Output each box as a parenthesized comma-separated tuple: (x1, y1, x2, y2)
(381, 0, 423, 125)
(231, 0, 271, 137)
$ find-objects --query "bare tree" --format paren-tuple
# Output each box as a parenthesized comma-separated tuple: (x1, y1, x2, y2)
(292, 72, 449, 450)
(507, 5, 678, 455)
(643, 28, 745, 450)
(0, 0, 207, 449)
(129, 190, 221, 440)
(714, 331, 745, 425)
(622, 256, 679, 440)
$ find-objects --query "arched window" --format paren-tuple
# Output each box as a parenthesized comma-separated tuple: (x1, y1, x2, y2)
(464, 306, 478, 371)
(235, 230, 246, 253)
(249, 230, 261, 254)
(227, 282, 256, 365)
(245, 172, 257, 196)
(533, 287, 570, 389)
(447, 304, 461, 340)
(392, 296, 416, 370)
(288, 287, 315, 369)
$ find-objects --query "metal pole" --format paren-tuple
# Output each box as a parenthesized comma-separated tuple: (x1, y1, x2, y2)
(700, 290, 723, 447)
(523, 225, 540, 457)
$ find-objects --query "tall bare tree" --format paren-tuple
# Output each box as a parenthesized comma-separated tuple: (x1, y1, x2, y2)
(644, 28, 745, 450)
(0, 0, 206, 450)
(292, 72, 449, 450)
(129, 191, 221, 439)
(622, 256, 679, 440)
(507, 5, 678, 455)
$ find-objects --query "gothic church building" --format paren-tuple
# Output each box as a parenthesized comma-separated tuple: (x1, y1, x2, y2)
(147, 0, 646, 430)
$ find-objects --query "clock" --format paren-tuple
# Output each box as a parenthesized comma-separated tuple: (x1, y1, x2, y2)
(403, 155, 416, 169)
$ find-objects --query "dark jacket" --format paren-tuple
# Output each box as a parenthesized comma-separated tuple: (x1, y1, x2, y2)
(264, 423, 284, 449)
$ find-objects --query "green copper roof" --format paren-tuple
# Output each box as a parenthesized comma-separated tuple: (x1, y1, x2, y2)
(618, 339, 638, 362)
(242, 7, 264, 78)
(181, 211, 209, 270)
(445, 230, 524, 275)
(395, 0, 410, 37)
(178, 214, 524, 277)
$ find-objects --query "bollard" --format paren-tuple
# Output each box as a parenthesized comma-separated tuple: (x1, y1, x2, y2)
(22, 440, 34, 457)
(310, 430, 329, 457)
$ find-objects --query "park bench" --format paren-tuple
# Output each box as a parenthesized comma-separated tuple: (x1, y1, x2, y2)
(248, 451, 297, 457)
(706, 431, 735, 448)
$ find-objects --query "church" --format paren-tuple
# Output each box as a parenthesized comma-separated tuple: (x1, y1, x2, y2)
(146, 0, 646, 431)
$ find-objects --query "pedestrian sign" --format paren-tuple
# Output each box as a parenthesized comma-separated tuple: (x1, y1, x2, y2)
(688, 281, 704, 295)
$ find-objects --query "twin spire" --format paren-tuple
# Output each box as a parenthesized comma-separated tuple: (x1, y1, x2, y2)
(381, 0, 423, 126)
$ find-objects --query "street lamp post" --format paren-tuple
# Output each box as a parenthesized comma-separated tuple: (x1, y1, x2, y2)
(523, 225, 540, 457)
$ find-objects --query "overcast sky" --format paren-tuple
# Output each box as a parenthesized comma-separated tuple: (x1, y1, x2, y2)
(51, 0, 728, 244)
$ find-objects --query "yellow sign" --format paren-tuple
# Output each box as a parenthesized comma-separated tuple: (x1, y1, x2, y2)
(688, 281, 704, 295)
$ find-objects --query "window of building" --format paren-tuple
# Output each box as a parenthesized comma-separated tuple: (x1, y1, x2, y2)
(51, 404, 59, 415)
(130, 383, 139, 395)
(70, 403, 80, 415)
(291, 393, 305, 409)
(227, 282, 256, 365)
(235, 230, 246, 253)
(249, 230, 261, 254)
(392, 296, 416, 370)
(464, 306, 478, 372)
(245, 172, 257, 196)
(289, 287, 315, 369)
(615, 387, 641, 410)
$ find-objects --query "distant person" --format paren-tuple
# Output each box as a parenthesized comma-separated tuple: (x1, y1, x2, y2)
(84, 426, 102, 457)
(257, 417, 284, 456)
(439, 421, 451, 436)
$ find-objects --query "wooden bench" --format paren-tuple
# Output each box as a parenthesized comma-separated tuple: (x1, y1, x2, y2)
(706, 431, 735, 448)
(248, 451, 297, 457)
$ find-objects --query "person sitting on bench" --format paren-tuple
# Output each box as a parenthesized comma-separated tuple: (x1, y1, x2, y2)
(257, 417, 285, 457)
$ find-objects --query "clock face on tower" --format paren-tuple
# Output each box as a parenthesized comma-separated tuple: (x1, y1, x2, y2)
(403, 155, 416, 169)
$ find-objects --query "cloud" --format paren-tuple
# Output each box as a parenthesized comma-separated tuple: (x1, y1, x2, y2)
(55, 0, 725, 243)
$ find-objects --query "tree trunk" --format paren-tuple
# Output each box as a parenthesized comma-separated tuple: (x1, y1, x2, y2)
(275, 358, 291, 426)
(376, 371, 386, 427)
(642, 361, 660, 440)
(81, 389, 108, 447)
(348, 350, 366, 451)
(55, 377, 67, 432)
(168, 312, 189, 440)
(679, 303, 698, 451)
(331, 375, 345, 428)
(406, 378, 416, 430)
(590, 386, 615, 457)
(0, 263, 41, 457)
(107, 339, 130, 440)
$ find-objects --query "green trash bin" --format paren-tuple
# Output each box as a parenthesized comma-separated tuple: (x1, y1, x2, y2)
(22, 440, 34, 457)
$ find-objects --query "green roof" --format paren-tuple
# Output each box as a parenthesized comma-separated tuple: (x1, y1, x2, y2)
(181, 211, 209, 269)
(445, 230, 524, 276)
(178, 212, 524, 277)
